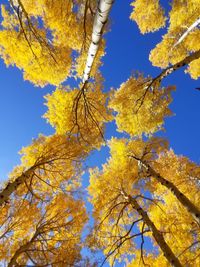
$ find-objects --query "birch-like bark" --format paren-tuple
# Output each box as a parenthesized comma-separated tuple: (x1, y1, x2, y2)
(147, 49, 200, 90)
(8, 228, 40, 267)
(0, 167, 35, 207)
(140, 160, 200, 224)
(121, 191, 182, 267)
(173, 18, 200, 48)
(82, 0, 114, 83)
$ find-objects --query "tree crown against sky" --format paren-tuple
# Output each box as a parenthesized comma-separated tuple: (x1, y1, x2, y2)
(0, 0, 200, 266)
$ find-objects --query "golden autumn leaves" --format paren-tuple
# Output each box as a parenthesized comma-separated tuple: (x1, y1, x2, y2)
(0, 134, 89, 266)
(88, 138, 200, 266)
(44, 81, 112, 148)
(1, 194, 87, 266)
(43, 72, 175, 144)
(130, 0, 200, 79)
(109, 74, 175, 136)
(0, 0, 104, 86)
(0, 0, 200, 266)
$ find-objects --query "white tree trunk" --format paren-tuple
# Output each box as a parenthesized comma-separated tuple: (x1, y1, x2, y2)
(141, 161, 200, 224)
(82, 0, 114, 83)
(121, 191, 183, 267)
(0, 168, 35, 207)
(173, 18, 200, 48)
(152, 49, 200, 87)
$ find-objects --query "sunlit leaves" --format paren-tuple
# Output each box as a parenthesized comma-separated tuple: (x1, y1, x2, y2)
(130, 0, 200, 79)
(88, 137, 200, 265)
(88, 137, 167, 264)
(152, 150, 200, 209)
(0, 132, 89, 265)
(0, 193, 87, 266)
(127, 252, 169, 267)
(6, 133, 89, 202)
(149, 0, 200, 79)
(0, 0, 104, 86)
(109, 73, 175, 137)
(0, 1, 199, 266)
(130, 0, 166, 33)
(0, 5, 73, 86)
(44, 82, 113, 148)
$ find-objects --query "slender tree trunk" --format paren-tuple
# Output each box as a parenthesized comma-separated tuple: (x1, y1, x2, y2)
(0, 156, 61, 207)
(82, 0, 114, 83)
(0, 167, 34, 207)
(121, 191, 182, 267)
(142, 161, 200, 224)
(8, 228, 39, 267)
(151, 49, 200, 86)
(173, 18, 200, 48)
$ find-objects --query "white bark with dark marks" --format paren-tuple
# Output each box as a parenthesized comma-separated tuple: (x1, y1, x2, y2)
(173, 18, 200, 48)
(121, 191, 183, 267)
(141, 161, 200, 224)
(0, 168, 35, 207)
(151, 49, 200, 87)
(82, 0, 114, 83)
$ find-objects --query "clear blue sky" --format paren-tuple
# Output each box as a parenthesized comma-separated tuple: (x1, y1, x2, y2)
(0, 0, 199, 184)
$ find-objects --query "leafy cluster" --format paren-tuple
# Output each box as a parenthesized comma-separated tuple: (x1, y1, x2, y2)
(131, 0, 200, 79)
(0, 0, 103, 86)
(109, 73, 175, 136)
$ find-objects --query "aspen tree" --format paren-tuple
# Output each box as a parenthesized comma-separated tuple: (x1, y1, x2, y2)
(88, 138, 200, 265)
(0, 134, 89, 206)
(130, 0, 200, 79)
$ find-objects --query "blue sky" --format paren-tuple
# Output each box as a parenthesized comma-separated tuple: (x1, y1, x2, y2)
(0, 0, 199, 265)
(0, 0, 199, 183)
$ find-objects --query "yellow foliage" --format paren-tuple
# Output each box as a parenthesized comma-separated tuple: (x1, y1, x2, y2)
(152, 150, 200, 209)
(0, 1, 104, 86)
(0, 193, 87, 266)
(0, 1, 199, 266)
(186, 57, 200, 79)
(149, 189, 200, 265)
(19, 134, 87, 167)
(0, 29, 72, 87)
(6, 134, 89, 200)
(130, 0, 200, 78)
(88, 137, 200, 265)
(89, 137, 168, 209)
(88, 137, 169, 264)
(109, 73, 175, 136)
(21, 0, 90, 52)
(148, 0, 200, 79)
(130, 0, 166, 33)
(44, 82, 113, 148)
(127, 252, 168, 267)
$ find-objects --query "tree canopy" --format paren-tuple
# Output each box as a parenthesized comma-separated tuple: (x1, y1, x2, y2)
(0, 0, 200, 266)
